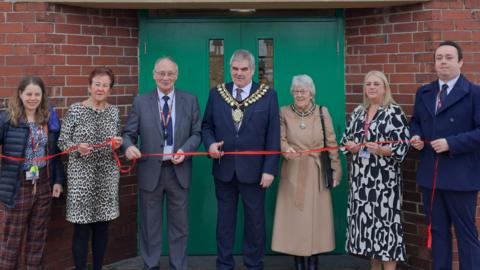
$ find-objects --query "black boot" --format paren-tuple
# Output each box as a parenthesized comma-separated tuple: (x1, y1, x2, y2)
(307, 255, 318, 270)
(293, 256, 305, 270)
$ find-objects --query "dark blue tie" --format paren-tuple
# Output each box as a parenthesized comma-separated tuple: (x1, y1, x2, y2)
(162, 96, 173, 145)
(436, 84, 448, 113)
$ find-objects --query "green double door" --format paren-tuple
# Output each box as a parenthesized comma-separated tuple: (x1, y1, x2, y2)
(139, 11, 347, 255)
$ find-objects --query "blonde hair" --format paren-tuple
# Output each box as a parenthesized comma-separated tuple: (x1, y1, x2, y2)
(362, 70, 396, 108)
(8, 76, 49, 126)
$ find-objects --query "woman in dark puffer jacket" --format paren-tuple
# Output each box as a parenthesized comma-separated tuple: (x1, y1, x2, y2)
(0, 76, 64, 269)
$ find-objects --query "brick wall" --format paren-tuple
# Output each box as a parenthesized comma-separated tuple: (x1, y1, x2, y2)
(0, 2, 139, 269)
(345, 0, 480, 269)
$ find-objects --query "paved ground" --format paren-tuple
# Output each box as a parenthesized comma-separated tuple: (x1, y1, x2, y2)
(105, 255, 373, 270)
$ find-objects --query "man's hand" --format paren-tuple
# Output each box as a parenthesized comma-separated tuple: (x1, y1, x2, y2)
(125, 145, 142, 160)
(259, 173, 274, 188)
(172, 149, 185, 164)
(344, 141, 360, 154)
(411, 135, 424, 150)
(52, 184, 63, 198)
(208, 141, 224, 159)
(431, 138, 449, 153)
(112, 136, 123, 150)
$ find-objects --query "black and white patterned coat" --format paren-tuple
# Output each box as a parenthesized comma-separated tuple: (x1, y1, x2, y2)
(341, 103, 410, 261)
(58, 103, 121, 224)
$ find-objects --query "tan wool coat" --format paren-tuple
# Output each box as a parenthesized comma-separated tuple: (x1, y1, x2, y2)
(271, 105, 342, 256)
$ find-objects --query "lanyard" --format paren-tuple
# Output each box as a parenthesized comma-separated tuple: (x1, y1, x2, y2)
(29, 125, 42, 162)
(363, 116, 370, 142)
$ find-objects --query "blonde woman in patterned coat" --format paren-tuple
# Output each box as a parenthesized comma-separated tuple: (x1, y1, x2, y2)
(341, 70, 410, 270)
(58, 67, 123, 270)
(272, 74, 342, 270)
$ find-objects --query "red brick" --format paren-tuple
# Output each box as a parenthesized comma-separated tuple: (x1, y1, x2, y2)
(36, 33, 65, 44)
(66, 56, 92, 65)
(442, 10, 474, 20)
(93, 16, 116, 26)
(390, 12, 412, 23)
(54, 66, 81, 76)
(365, 35, 386, 44)
(375, 44, 397, 53)
(424, 21, 454, 31)
(365, 54, 387, 64)
(0, 2, 12, 11)
(359, 25, 382, 35)
(346, 36, 365, 45)
(23, 22, 54, 33)
(124, 47, 137, 57)
(118, 57, 137, 65)
(94, 36, 116, 46)
(82, 25, 106, 35)
(107, 27, 130, 37)
(389, 33, 412, 43)
(0, 23, 22, 33)
(93, 56, 117, 65)
(66, 76, 86, 86)
(6, 55, 34, 65)
(59, 45, 87, 55)
(36, 55, 65, 65)
(24, 66, 53, 76)
(67, 35, 92, 45)
(393, 22, 418, 33)
(55, 23, 81, 34)
(100, 46, 124, 56)
(6, 12, 35, 22)
(66, 14, 91, 25)
(6, 33, 35, 43)
(117, 37, 137, 47)
(88, 46, 100, 55)
(29, 44, 54, 54)
(455, 20, 480, 30)
(62, 86, 86, 96)
(395, 63, 420, 73)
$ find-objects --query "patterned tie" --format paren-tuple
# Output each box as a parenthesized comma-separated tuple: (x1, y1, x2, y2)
(436, 84, 448, 113)
(162, 96, 173, 145)
(235, 88, 243, 130)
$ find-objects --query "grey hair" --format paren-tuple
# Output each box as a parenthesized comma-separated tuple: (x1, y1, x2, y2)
(153, 56, 178, 74)
(290, 74, 316, 97)
(229, 49, 255, 71)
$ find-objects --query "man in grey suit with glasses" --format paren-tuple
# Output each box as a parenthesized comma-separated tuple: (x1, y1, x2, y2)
(123, 57, 202, 270)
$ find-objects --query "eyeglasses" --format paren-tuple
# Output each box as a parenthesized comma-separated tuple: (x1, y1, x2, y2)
(292, 90, 310, 96)
(154, 71, 176, 78)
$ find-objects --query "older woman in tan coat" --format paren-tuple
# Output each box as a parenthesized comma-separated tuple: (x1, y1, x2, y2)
(272, 74, 342, 270)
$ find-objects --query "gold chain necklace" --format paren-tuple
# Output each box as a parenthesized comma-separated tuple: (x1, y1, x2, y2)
(217, 83, 269, 123)
(290, 103, 316, 129)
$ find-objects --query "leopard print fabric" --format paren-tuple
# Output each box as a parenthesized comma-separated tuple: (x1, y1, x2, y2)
(58, 103, 121, 224)
(341, 104, 410, 261)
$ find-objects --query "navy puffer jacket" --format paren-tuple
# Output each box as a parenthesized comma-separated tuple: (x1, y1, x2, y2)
(0, 108, 64, 208)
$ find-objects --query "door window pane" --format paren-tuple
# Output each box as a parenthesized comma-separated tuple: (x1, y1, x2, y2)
(258, 39, 274, 88)
(209, 39, 224, 88)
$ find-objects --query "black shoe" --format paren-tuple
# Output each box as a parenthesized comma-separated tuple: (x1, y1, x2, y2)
(294, 256, 305, 270)
(307, 255, 318, 270)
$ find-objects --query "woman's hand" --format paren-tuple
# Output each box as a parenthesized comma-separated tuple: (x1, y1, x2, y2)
(283, 147, 300, 160)
(112, 136, 123, 150)
(344, 141, 360, 154)
(52, 184, 63, 198)
(365, 142, 391, 156)
(78, 143, 93, 156)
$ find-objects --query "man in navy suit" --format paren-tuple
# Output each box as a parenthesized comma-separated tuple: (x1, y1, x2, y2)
(202, 49, 280, 270)
(410, 41, 480, 270)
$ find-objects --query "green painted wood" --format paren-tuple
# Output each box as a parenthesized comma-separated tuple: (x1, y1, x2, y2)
(138, 11, 346, 255)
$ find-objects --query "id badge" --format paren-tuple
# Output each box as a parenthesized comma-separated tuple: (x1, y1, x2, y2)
(26, 165, 39, 181)
(358, 148, 371, 159)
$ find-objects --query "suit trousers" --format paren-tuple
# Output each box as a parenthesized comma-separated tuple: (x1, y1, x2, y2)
(139, 165, 189, 270)
(422, 188, 480, 270)
(214, 176, 266, 270)
(0, 168, 51, 270)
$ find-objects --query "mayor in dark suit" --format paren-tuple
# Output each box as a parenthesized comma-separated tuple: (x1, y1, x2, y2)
(123, 57, 202, 270)
(202, 49, 280, 270)
(410, 40, 480, 270)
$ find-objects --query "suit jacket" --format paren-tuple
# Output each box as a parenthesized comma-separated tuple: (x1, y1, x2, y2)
(123, 89, 202, 191)
(410, 74, 480, 191)
(202, 82, 280, 183)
